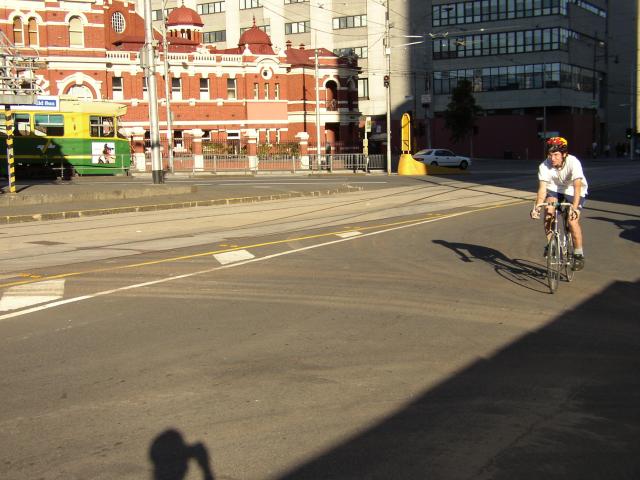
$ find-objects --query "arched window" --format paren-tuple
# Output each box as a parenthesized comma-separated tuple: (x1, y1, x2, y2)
(67, 84, 93, 100)
(69, 16, 84, 47)
(27, 18, 38, 46)
(13, 17, 24, 45)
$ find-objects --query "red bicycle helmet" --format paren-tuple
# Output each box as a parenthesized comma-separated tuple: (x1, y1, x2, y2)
(546, 136, 568, 154)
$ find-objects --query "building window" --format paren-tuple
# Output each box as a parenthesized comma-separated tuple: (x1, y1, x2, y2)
(171, 77, 182, 100)
(432, 27, 571, 59)
(112, 77, 124, 100)
(431, 0, 575, 27)
(197, 1, 225, 15)
(227, 78, 237, 99)
(264, 83, 270, 99)
(68, 84, 93, 99)
(358, 78, 369, 99)
(27, 18, 38, 46)
(332, 15, 367, 30)
(274, 83, 280, 100)
(111, 12, 126, 33)
(34, 114, 64, 136)
(69, 16, 84, 47)
(200, 78, 210, 100)
(142, 77, 148, 100)
(12, 18, 24, 45)
(285, 21, 310, 34)
(203, 30, 226, 43)
(240, 0, 260, 9)
(334, 46, 368, 59)
(240, 24, 270, 35)
(432, 62, 593, 95)
(152, 9, 162, 21)
(253, 82, 259, 99)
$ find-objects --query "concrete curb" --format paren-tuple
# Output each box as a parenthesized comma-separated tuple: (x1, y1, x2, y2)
(0, 185, 363, 225)
(0, 185, 196, 206)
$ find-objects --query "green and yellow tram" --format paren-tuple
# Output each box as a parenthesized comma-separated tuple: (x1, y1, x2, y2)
(1, 97, 132, 177)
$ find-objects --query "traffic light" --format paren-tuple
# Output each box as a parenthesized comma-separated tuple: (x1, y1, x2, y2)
(383, 75, 390, 88)
(626, 128, 633, 139)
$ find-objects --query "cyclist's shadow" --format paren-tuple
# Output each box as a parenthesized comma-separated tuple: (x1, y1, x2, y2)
(433, 239, 548, 292)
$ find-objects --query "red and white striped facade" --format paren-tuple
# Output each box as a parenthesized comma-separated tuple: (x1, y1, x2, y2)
(1, 0, 361, 151)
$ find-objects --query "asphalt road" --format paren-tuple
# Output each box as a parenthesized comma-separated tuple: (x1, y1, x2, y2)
(0, 168, 639, 479)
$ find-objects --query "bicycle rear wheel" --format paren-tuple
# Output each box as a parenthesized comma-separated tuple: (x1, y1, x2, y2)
(565, 232, 575, 282)
(547, 236, 561, 293)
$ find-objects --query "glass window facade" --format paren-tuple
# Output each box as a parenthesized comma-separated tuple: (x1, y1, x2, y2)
(433, 62, 595, 94)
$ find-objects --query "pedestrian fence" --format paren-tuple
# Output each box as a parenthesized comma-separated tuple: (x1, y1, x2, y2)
(149, 150, 386, 174)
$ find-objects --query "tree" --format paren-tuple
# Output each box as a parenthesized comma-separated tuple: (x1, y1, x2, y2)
(443, 79, 481, 145)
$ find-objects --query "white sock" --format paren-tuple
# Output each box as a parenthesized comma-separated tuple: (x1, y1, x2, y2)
(574, 248, 584, 256)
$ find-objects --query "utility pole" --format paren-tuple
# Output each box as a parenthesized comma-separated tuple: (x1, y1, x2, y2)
(143, 0, 164, 183)
(161, 8, 174, 173)
(384, 0, 392, 174)
(314, 36, 322, 167)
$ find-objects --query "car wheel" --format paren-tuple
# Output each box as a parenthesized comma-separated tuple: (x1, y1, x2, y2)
(459, 160, 468, 169)
(431, 161, 438, 166)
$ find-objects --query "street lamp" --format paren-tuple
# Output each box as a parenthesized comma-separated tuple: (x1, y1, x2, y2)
(143, 0, 164, 183)
(161, 3, 174, 173)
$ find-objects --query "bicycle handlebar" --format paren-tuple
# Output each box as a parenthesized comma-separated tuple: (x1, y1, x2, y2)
(535, 202, 573, 209)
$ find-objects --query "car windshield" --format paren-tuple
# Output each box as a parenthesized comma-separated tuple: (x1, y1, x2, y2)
(416, 149, 434, 155)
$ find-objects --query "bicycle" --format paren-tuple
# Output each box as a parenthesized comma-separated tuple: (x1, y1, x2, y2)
(535, 201, 576, 293)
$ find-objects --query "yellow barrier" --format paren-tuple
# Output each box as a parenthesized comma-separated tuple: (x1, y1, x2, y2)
(397, 153, 427, 175)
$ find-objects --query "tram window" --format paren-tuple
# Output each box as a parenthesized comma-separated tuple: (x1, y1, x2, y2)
(34, 114, 64, 136)
(8, 114, 32, 136)
(90, 116, 115, 137)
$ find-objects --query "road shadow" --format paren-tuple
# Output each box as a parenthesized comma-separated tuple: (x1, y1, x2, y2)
(149, 428, 215, 480)
(277, 280, 640, 479)
(432, 239, 549, 292)
(589, 216, 640, 244)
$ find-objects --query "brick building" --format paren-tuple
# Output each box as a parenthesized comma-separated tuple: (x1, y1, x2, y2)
(1, 0, 361, 163)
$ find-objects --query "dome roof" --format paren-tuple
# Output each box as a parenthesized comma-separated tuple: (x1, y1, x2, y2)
(238, 24, 272, 47)
(166, 6, 203, 27)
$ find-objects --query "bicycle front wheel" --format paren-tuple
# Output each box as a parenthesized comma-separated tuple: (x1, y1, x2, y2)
(565, 232, 575, 282)
(547, 236, 561, 293)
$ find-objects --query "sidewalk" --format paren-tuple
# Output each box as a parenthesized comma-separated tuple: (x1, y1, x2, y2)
(0, 174, 367, 224)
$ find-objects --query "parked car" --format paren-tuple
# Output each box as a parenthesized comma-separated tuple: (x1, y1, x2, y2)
(412, 149, 471, 169)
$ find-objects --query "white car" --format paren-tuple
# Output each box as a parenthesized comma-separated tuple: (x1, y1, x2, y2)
(413, 149, 471, 169)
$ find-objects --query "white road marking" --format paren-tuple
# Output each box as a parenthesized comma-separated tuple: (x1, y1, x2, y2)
(213, 249, 255, 265)
(0, 279, 65, 312)
(336, 231, 362, 239)
(0, 209, 483, 322)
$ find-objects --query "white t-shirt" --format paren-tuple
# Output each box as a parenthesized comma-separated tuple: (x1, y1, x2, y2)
(538, 154, 588, 197)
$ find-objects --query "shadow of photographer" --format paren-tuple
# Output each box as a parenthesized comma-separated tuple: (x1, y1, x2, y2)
(149, 429, 215, 480)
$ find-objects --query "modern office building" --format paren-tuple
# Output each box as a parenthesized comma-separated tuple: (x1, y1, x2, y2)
(150, 0, 635, 159)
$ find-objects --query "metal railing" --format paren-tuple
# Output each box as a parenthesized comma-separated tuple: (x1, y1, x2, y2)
(144, 145, 385, 174)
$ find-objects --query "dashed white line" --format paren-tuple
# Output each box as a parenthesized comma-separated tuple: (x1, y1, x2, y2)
(213, 249, 255, 265)
(336, 231, 362, 239)
(0, 279, 65, 312)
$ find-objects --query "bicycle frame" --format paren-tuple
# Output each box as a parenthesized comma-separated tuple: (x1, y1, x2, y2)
(536, 201, 575, 293)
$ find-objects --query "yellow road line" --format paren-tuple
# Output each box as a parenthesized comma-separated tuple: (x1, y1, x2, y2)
(0, 200, 527, 289)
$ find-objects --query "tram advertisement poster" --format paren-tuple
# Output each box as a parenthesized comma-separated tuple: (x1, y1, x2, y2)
(92, 142, 116, 164)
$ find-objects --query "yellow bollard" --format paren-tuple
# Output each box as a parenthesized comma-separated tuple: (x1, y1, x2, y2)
(396, 112, 427, 175)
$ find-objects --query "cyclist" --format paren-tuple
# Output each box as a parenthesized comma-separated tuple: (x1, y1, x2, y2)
(530, 136, 588, 270)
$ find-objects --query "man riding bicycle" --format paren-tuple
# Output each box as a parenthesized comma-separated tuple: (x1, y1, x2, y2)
(530, 136, 588, 270)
